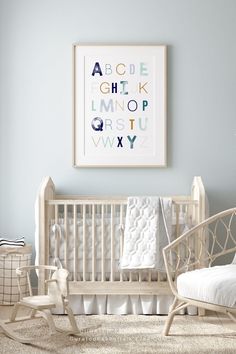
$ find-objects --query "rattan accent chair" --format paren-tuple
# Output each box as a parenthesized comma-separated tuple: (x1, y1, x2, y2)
(163, 207, 236, 336)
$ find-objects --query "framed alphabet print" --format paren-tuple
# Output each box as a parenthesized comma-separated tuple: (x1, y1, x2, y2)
(73, 44, 167, 167)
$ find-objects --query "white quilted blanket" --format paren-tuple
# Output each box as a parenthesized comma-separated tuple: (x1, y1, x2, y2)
(120, 197, 172, 271)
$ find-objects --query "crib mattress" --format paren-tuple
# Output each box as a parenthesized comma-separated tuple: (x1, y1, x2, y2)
(177, 264, 236, 308)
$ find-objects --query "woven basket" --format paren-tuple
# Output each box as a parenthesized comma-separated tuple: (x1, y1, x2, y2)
(0, 245, 32, 305)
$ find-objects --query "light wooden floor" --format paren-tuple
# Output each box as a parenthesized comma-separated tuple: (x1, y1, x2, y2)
(0, 305, 235, 331)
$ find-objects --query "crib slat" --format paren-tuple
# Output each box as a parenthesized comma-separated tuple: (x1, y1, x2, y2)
(54, 205, 59, 260)
(175, 204, 181, 271)
(64, 204, 68, 269)
(73, 205, 78, 281)
(83, 204, 86, 281)
(92, 204, 95, 282)
(110, 205, 114, 282)
(101, 204, 105, 282)
(120, 204, 124, 282)
(185, 204, 190, 265)
(54, 204, 58, 222)
(176, 204, 180, 239)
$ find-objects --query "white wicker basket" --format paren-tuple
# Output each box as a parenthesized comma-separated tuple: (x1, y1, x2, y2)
(0, 245, 32, 305)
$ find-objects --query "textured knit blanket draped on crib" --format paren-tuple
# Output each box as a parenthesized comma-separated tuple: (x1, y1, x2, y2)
(120, 197, 172, 271)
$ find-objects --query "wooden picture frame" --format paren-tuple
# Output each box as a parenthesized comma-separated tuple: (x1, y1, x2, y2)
(73, 44, 167, 167)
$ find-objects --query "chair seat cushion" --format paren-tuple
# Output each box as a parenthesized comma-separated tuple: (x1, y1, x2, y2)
(21, 295, 56, 309)
(177, 264, 236, 308)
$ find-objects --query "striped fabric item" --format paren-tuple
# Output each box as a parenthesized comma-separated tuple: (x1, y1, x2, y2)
(0, 236, 25, 247)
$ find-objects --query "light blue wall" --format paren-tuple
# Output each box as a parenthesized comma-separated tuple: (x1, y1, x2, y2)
(0, 0, 235, 253)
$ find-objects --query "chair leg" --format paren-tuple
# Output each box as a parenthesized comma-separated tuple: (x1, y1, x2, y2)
(9, 302, 21, 322)
(41, 309, 57, 335)
(163, 297, 178, 336)
(163, 299, 189, 336)
(63, 302, 101, 335)
(64, 304, 79, 332)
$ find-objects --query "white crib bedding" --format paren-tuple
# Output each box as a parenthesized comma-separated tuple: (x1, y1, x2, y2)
(50, 293, 196, 315)
(49, 215, 122, 267)
(177, 264, 236, 308)
(48, 213, 189, 280)
(63, 294, 197, 315)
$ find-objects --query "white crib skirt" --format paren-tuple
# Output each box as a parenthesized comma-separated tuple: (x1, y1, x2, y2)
(56, 295, 197, 315)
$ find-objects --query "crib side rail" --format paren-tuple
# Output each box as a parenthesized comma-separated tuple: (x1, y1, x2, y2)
(39, 198, 199, 295)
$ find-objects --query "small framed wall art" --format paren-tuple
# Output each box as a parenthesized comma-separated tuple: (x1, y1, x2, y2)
(73, 44, 167, 167)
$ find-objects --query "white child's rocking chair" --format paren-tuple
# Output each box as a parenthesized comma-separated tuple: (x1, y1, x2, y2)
(0, 265, 91, 343)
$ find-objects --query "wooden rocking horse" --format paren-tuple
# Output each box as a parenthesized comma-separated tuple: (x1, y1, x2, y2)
(0, 264, 97, 343)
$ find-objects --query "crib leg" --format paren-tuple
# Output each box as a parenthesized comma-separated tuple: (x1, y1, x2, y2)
(198, 308, 205, 316)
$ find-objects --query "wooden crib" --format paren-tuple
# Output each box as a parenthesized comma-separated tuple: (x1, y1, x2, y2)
(36, 176, 206, 299)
